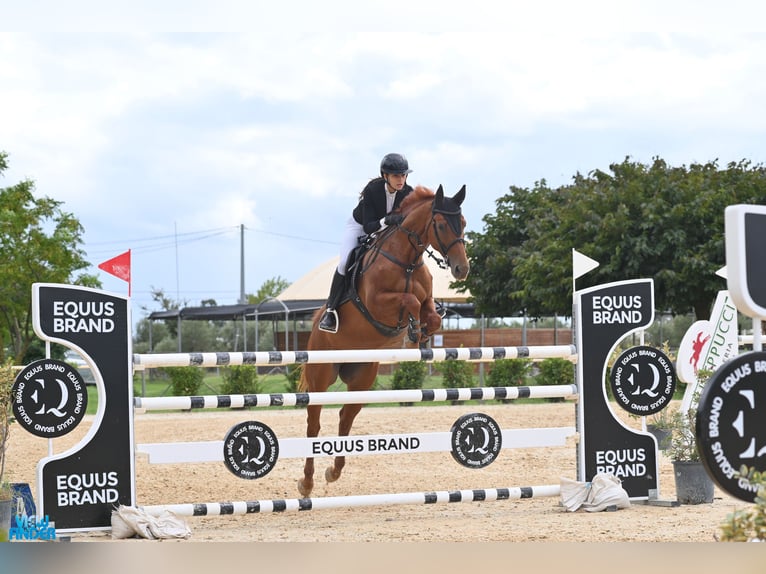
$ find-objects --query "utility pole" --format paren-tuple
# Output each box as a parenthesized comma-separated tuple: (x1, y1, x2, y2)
(239, 224, 246, 304)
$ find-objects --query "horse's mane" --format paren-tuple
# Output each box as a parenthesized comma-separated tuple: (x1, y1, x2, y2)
(399, 185, 434, 213)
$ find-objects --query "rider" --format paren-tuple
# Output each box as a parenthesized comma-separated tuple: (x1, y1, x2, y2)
(318, 152, 414, 333)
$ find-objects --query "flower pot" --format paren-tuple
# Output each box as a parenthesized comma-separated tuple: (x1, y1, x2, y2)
(673, 460, 715, 504)
(0, 498, 12, 542)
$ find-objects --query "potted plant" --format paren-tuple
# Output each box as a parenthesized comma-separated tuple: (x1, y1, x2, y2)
(646, 407, 673, 451)
(0, 360, 15, 541)
(666, 387, 715, 505)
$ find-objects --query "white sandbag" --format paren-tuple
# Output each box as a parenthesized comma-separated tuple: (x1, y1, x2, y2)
(111, 505, 191, 539)
(560, 473, 630, 512)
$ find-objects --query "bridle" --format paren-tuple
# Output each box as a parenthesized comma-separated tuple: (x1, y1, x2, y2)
(428, 203, 466, 269)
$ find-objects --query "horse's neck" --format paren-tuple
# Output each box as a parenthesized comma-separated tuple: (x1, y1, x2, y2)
(391, 203, 432, 257)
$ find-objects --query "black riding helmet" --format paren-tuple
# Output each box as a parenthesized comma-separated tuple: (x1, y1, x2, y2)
(380, 153, 413, 176)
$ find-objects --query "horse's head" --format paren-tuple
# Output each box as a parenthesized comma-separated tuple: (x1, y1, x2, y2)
(430, 184, 470, 280)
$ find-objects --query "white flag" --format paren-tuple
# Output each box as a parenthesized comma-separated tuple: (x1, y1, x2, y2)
(572, 249, 599, 280)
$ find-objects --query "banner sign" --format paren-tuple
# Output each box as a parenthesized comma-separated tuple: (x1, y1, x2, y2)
(576, 279, 659, 498)
(676, 291, 738, 413)
(696, 351, 766, 502)
(31, 284, 134, 532)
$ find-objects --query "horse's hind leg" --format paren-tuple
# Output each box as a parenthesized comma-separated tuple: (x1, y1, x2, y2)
(298, 362, 338, 497)
(325, 362, 378, 485)
(298, 404, 322, 497)
(325, 403, 364, 484)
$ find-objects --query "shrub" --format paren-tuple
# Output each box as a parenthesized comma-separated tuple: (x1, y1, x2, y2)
(220, 365, 259, 394)
(718, 467, 766, 541)
(391, 361, 428, 390)
(486, 358, 532, 387)
(163, 366, 204, 396)
(535, 358, 574, 402)
(437, 360, 474, 388)
(285, 364, 303, 393)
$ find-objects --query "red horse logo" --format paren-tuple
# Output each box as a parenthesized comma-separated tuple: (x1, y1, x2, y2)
(689, 331, 711, 372)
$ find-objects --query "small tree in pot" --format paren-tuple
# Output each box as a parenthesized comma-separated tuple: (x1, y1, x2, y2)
(667, 370, 715, 504)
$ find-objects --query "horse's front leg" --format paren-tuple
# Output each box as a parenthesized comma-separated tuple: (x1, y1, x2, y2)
(397, 293, 427, 343)
(419, 296, 442, 342)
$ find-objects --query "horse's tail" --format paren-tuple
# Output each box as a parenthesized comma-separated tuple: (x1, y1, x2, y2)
(298, 364, 309, 393)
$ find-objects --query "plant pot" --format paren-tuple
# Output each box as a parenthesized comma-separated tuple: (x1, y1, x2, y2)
(647, 424, 671, 451)
(0, 498, 12, 543)
(673, 460, 715, 504)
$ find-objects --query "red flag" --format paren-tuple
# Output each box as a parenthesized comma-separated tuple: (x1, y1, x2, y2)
(98, 250, 131, 295)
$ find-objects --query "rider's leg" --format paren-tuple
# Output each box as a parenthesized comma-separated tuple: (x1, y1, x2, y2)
(318, 270, 345, 333)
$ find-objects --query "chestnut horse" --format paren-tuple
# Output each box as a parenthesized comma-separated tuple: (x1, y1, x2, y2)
(297, 184, 470, 496)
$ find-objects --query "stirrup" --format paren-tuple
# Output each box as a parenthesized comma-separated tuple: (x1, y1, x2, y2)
(318, 309, 339, 334)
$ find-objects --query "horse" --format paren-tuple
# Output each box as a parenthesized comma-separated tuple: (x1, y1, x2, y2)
(297, 184, 470, 496)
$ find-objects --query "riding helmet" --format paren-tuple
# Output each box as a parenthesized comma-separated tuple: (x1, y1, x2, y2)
(380, 153, 413, 176)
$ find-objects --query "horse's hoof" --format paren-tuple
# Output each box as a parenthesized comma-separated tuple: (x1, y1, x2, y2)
(325, 467, 339, 483)
(297, 479, 313, 497)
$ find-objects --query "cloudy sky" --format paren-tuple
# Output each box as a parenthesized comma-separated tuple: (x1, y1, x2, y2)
(2, 1, 765, 320)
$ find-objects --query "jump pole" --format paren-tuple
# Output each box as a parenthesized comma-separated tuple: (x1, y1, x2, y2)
(134, 383, 579, 411)
(142, 485, 562, 517)
(132, 344, 577, 370)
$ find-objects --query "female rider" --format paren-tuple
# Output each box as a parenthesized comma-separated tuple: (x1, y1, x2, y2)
(318, 152, 414, 333)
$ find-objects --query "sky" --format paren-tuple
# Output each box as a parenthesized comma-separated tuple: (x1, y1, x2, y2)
(2, 1, 766, 323)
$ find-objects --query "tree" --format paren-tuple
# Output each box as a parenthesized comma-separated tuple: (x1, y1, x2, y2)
(459, 157, 766, 320)
(248, 276, 290, 304)
(0, 152, 99, 362)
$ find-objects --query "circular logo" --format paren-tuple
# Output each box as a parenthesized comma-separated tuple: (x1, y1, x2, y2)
(12, 358, 88, 438)
(450, 413, 502, 468)
(697, 351, 766, 502)
(223, 421, 279, 479)
(609, 346, 676, 416)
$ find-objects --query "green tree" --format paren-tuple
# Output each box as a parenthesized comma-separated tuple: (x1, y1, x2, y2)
(459, 157, 766, 320)
(248, 276, 290, 304)
(0, 152, 99, 362)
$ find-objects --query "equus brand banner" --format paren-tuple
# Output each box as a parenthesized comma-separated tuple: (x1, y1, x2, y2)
(29, 283, 134, 532)
(576, 279, 659, 498)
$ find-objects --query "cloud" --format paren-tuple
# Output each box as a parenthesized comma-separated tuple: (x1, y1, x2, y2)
(2, 14, 766, 316)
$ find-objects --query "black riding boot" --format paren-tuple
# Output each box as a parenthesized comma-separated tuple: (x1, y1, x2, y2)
(318, 270, 345, 333)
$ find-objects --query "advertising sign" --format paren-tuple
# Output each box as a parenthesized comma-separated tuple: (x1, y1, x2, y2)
(31, 284, 134, 532)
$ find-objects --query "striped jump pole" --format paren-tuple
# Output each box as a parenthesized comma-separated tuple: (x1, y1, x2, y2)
(134, 383, 579, 411)
(141, 485, 561, 517)
(132, 344, 578, 370)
